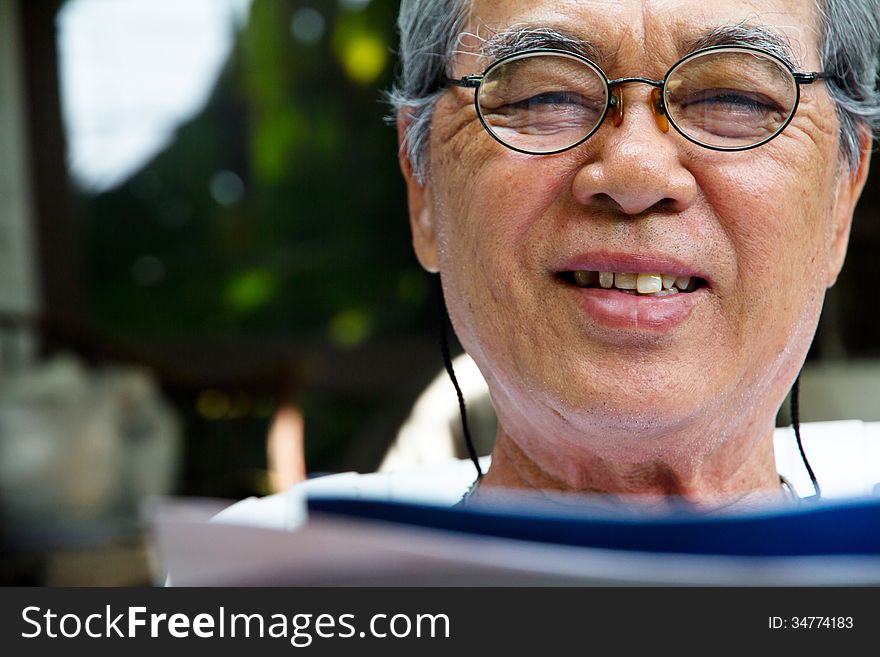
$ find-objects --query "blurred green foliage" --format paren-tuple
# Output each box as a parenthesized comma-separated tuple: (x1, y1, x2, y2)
(80, 0, 436, 491)
(85, 0, 428, 342)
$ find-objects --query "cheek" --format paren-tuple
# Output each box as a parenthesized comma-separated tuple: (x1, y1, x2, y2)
(432, 147, 573, 371)
(696, 157, 833, 359)
(436, 146, 568, 292)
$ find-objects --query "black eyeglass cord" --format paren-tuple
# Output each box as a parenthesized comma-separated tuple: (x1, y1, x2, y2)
(791, 374, 821, 499)
(435, 275, 483, 480)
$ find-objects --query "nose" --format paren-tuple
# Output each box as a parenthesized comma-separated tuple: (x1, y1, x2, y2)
(571, 91, 697, 215)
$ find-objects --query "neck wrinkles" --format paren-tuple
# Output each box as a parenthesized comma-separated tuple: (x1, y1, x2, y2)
(474, 421, 786, 510)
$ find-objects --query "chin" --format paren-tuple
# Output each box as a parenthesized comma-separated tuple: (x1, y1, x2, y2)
(503, 377, 699, 443)
(551, 356, 717, 410)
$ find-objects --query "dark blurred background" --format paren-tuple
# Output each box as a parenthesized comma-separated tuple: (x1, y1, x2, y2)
(0, 0, 877, 585)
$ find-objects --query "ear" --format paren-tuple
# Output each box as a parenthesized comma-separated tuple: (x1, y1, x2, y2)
(826, 127, 872, 288)
(398, 111, 440, 273)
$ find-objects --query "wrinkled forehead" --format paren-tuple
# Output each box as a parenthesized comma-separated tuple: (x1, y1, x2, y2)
(465, 0, 821, 72)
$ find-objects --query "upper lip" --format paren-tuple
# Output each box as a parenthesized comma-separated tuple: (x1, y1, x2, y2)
(554, 251, 711, 286)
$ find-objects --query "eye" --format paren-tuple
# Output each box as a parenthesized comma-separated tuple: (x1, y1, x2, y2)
(678, 88, 782, 114)
(509, 91, 590, 107)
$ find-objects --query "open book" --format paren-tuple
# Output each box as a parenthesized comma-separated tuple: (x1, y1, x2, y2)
(151, 493, 880, 586)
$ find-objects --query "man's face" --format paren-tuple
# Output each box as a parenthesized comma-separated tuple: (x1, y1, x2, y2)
(404, 0, 869, 464)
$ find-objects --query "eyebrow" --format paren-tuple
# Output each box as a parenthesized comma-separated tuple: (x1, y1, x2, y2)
(684, 24, 796, 68)
(479, 26, 606, 64)
(478, 23, 797, 70)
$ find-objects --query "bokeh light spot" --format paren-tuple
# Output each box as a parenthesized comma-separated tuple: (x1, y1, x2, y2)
(328, 309, 372, 347)
(339, 33, 387, 84)
(224, 268, 279, 313)
(210, 170, 245, 206)
(196, 389, 231, 420)
(291, 8, 324, 45)
(131, 255, 166, 287)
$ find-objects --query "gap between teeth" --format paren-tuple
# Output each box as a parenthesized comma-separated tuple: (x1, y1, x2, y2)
(572, 271, 694, 295)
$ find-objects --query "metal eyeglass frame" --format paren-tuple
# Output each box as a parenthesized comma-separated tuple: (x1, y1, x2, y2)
(443, 44, 831, 155)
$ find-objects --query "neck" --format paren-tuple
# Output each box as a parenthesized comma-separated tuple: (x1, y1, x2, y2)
(472, 423, 787, 511)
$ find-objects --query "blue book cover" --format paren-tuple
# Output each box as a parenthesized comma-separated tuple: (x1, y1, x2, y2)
(307, 495, 880, 557)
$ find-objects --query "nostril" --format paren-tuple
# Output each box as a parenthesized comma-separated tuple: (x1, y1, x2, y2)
(588, 193, 622, 213)
(653, 198, 678, 213)
(582, 195, 679, 216)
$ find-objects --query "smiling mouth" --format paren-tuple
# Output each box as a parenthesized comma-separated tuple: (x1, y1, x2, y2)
(558, 271, 706, 296)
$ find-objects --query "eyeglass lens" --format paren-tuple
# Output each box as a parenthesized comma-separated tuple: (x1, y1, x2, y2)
(476, 48, 799, 153)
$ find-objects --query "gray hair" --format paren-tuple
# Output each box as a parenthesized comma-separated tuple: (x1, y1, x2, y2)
(386, 0, 471, 184)
(388, 0, 880, 183)
(816, 0, 880, 168)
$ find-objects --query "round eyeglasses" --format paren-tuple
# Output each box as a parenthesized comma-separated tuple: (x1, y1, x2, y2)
(443, 45, 829, 154)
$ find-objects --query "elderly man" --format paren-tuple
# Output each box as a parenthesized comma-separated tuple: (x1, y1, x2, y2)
(388, 0, 878, 510)
(217, 0, 879, 528)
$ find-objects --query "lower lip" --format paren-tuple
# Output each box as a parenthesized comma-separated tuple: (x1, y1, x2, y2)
(572, 286, 705, 331)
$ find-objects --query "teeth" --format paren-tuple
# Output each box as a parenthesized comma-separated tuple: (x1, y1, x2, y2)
(573, 271, 596, 287)
(614, 272, 637, 290)
(636, 273, 662, 294)
(570, 270, 699, 294)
